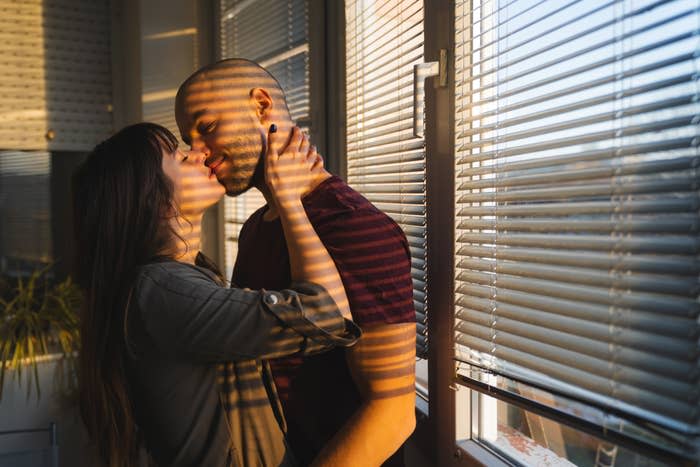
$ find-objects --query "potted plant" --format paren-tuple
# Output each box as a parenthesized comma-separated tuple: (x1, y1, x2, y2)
(0, 265, 81, 401)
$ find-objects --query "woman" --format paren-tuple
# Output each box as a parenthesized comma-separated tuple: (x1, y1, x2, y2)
(72, 122, 359, 467)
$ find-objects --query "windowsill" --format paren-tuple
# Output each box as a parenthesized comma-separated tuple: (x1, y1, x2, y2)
(465, 425, 577, 467)
(456, 439, 512, 467)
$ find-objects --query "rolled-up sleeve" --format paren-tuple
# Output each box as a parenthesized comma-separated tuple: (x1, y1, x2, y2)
(134, 263, 361, 362)
(262, 281, 361, 357)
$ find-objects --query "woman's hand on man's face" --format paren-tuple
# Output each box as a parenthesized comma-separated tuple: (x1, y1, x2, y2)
(265, 125, 320, 207)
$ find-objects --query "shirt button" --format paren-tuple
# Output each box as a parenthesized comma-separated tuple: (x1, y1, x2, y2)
(265, 293, 279, 305)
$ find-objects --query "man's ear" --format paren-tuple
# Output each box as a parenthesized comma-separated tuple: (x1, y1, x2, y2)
(250, 88, 273, 120)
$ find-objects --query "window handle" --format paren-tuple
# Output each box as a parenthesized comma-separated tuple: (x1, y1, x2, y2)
(413, 61, 438, 138)
(413, 49, 447, 138)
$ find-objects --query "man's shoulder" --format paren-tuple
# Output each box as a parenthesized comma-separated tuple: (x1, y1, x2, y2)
(308, 176, 372, 210)
(235, 176, 398, 229)
(306, 176, 404, 233)
(308, 180, 414, 324)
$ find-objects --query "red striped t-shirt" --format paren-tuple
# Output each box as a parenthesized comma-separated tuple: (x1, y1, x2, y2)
(232, 175, 416, 466)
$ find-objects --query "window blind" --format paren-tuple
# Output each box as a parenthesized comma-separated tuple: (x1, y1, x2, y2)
(0, 0, 112, 151)
(455, 0, 700, 438)
(0, 151, 51, 273)
(218, 0, 310, 278)
(345, 0, 427, 358)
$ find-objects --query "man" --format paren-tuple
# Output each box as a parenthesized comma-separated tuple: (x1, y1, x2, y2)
(176, 59, 416, 466)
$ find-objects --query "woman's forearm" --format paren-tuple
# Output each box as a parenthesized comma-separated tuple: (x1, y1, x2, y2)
(278, 200, 351, 320)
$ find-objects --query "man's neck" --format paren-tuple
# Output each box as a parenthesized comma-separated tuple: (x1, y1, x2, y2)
(172, 213, 203, 264)
(256, 169, 333, 221)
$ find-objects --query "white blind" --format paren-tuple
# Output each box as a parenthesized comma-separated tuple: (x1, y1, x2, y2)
(345, 0, 427, 357)
(0, 0, 112, 151)
(455, 0, 700, 437)
(218, 0, 310, 278)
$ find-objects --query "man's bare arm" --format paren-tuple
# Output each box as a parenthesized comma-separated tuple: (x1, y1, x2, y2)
(311, 322, 417, 466)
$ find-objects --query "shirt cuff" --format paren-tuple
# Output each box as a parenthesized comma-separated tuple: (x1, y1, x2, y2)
(261, 281, 362, 348)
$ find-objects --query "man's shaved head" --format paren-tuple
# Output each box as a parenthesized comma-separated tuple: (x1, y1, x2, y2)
(175, 59, 293, 196)
(176, 58, 290, 124)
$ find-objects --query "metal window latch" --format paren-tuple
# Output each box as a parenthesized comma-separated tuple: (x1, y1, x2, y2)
(413, 48, 447, 138)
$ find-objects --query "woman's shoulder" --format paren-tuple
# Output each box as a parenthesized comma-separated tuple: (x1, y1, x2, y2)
(136, 260, 219, 288)
(138, 259, 195, 275)
(132, 260, 222, 319)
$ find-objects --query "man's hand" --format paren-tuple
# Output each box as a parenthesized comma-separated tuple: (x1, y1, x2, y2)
(312, 322, 417, 467)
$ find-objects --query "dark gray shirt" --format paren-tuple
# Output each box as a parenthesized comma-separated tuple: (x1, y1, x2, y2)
(125, 260, 360, 467)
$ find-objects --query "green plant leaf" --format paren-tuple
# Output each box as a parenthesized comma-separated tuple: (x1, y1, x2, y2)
(0, 265, 81, 402)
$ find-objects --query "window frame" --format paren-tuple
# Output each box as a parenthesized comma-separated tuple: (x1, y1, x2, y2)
(421, 0, 464, 465)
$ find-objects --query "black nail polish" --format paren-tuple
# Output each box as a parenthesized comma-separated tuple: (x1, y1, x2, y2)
(269, 123, 277, 133)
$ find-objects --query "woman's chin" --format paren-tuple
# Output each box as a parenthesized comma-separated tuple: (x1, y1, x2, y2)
(178, 190, 225, 216)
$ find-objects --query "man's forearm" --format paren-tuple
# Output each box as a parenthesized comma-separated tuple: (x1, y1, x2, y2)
(311, 394, 416, 467)
(313, 322, 417, 466)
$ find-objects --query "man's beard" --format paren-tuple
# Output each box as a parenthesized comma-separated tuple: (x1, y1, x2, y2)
(222, 131, 265, 197)
(223, 176, 254, 197)
(250, 132, 267, 191)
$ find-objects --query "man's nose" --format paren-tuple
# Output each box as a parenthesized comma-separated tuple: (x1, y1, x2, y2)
(189, 137, 209, 156)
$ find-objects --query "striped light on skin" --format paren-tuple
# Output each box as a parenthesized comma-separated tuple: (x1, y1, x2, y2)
(176, 61, 294, 198)
(176, 60, 348, 318)
(161, 147, 225, 262)
(346, 323, 417, 400)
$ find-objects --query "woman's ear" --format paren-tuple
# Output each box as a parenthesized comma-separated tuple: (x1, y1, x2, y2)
(250, 88, 273, 120)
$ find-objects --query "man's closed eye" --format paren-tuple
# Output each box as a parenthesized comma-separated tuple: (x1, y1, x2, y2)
(198, 121, 217, 136)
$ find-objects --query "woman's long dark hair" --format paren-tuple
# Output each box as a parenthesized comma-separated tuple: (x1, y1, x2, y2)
(72, 123, 179, 467)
